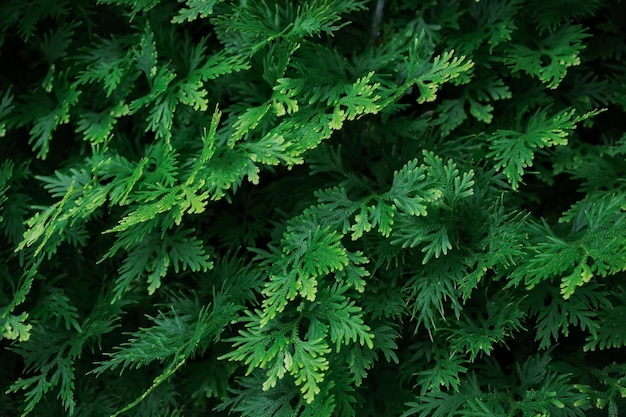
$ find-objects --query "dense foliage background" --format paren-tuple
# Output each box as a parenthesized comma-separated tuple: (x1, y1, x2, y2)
(1, 0, 626, 416)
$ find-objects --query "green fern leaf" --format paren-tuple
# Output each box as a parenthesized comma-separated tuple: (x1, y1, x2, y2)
(1, 312, 32, 342)
(0, 88, 14, 137)
(310, 284, 374, 351)
(487, 108, 599, 189)
(290, 337, 331, 404)
(505, 25, 589, 89)
(171, 0, 221, 23)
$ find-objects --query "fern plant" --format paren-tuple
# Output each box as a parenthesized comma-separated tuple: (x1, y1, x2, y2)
(1, 0, 626, 416)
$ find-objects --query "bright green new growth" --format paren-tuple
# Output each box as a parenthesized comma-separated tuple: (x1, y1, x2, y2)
(1, 0, 626, 416)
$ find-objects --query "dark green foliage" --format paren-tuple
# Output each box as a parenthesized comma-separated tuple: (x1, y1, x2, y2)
(1, 0, 626, 416)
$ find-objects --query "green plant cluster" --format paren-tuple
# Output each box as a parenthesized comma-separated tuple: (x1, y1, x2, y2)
(1, 0, 626, 416)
